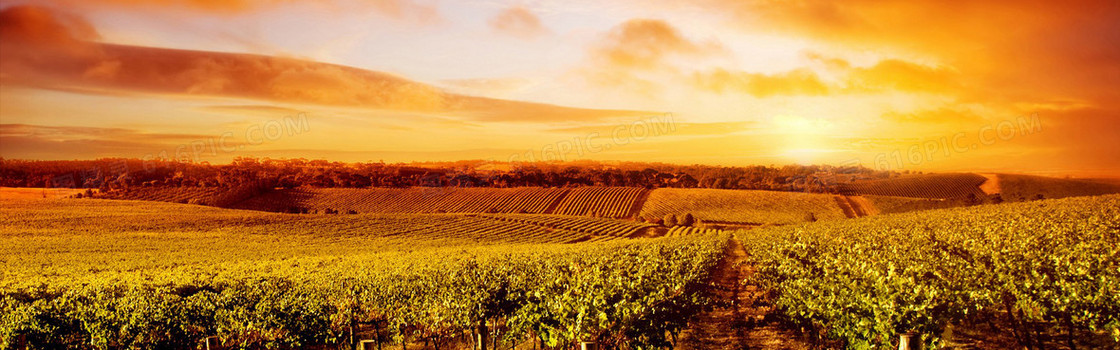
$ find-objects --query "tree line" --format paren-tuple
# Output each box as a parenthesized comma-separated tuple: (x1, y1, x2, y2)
(0, 157, 907, 193)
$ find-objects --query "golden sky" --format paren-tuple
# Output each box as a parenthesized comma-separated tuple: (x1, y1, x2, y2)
(0, 0, 1117, 176)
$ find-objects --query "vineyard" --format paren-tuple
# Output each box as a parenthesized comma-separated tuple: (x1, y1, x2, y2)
(0, 187, 86, 199)
(550, 187, 647, 218)
(837, 173, 989, 200)
(472, 213, 656, 239)
(738, 194, 1120, 348)
(231, 187, 570, 214)
(862, 195, 964, 214)
(664, 226, 721, 237)
(0, 198, 663, 253)
(96, 186, 224, 204)
(639, 188, 846, 225)
(101, 186, 648, 219)
(0, 196, 728, 349)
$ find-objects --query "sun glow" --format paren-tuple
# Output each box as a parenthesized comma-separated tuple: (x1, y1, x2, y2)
(0, 1, 1115, 176)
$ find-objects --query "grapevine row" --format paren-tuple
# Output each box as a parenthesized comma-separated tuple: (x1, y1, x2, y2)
(738, 194, 1120, 348)
(551, 187, 646, 218)
(1, 234, 729, 349)
(836, 173, 988, 199)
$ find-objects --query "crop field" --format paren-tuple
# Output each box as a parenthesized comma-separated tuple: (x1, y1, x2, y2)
(0, 187, 87, 199)
(3, 183, 1116, 349)
(861, 195, 964, 214)
(97, 186, 225, 204)
(231, 187, 570, 214)
(739, 194, 1120, 348)
(0, 195, 728, 349)
(471, 213, 656, 238)
(548, 187, 647, 218)
(95, 186, 649, 219)
(664, 226, 722, 237)
(837, 173, 989, 200)
(639, 188, 846, 225)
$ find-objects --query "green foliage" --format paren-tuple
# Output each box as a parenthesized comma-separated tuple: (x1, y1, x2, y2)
(739, 195, 1120, 348)
(0, 197, 727, 349)
(1, 236, 727, 349)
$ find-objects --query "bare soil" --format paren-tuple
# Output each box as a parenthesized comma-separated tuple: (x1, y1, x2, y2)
(678, 239, 813, 350)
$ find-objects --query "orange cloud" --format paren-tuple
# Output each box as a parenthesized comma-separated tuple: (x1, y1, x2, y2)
(843, 59, 959, 94)
(0, 123, 242, 160)
(691, 56, 957, 97)
(198, 105, 307, 115)
(579, 19, 726, 96)
(549, 121, 757, 136)
(880, 108, 983, 125)
(489, 6, 547, 39)
(716, 0, 1119, 106)
(25, 0, 440, 20)
(692, 68, 829, 97)
(592, 19, 722, 70)
(0, 5, 647, 122)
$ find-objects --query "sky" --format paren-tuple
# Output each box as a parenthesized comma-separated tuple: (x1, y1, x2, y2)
(0, 0, 1117, 177)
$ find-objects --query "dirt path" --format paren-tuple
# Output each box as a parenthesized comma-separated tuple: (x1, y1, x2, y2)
(834, 195, 857, 218)
(678, 239, 812, 350)
(845, 196, 876, 217)
(835, 195, 875, 218)
(978, 173, 1001, 195)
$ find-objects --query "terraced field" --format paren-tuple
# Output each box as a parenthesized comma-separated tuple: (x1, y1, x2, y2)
(97, 186, 224, 204)
(551, 186, 647, 218)
(639, 188, 846, 225)
(836, 173, 988, 200)
(0, 197, 651, 249)
(862, 195, 964, 214)
(231, 187, 569, 214)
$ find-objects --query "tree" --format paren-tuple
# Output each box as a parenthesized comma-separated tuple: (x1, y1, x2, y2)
(663, 214, 678, 227)
(679, 213, 695, 227)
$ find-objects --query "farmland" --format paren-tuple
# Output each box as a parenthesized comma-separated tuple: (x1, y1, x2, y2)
(231, 187, 570, 214)
(229, 186, 648, 218)
(639, 188, 846, 225)
(97, 186, 224, 204)
(550, 187, 647, 218)
(3, 176, 1119, 349)
(861, 195, 963, 214)
(837, 173, 990, 200)
(739, 194, 1120, 348)
(0, 196, 727, 349)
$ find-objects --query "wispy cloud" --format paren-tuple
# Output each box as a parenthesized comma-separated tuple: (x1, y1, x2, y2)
(0, 5, 646, 123)
(489, 6, 548, 39)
